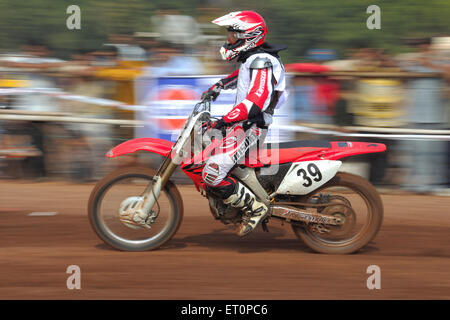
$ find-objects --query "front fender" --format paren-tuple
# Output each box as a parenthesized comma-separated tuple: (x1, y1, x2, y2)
(107, 138, 175, 158)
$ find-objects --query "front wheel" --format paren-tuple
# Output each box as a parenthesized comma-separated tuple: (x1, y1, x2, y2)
(88, 166, 183, 251)
(291, 172, 383, 254)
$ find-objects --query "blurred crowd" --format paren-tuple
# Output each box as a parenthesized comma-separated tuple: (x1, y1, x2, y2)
(0, 12, 449, 193)
(289, 38, 450, 193)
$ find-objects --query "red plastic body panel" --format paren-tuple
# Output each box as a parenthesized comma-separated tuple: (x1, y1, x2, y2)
(245, 141, 386, 167)
(107, 138, 386, 191)
(107, 138, 175, 158)
(298, 141, 387, 161)
(107, 139, 385, 164)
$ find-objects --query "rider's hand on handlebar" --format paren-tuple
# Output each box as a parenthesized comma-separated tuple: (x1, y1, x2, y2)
(202, 118, 229, 132)
(201, 81, 223, 102)
(202, 119, 217, 131)
(213, 118, 229, 130)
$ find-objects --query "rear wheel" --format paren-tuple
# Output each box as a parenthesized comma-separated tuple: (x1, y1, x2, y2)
(88, 166, 183, 251)
(291, 172, 383, 254)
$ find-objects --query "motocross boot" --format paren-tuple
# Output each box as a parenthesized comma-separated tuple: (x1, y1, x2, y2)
(223, 181, 269, 237)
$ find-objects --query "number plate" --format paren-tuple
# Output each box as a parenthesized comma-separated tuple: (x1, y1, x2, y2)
(275, 160, 342, 195)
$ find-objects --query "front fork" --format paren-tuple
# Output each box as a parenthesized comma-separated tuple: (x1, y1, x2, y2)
(139, 155, 179, 214)
(138, 123, 198, 218)
(118, 156, 179, 229)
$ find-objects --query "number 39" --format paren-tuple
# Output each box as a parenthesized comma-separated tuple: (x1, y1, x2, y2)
(297, 163, 322, 187)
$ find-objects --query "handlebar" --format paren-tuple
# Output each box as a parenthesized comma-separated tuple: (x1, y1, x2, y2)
(194, 99, 211, 113)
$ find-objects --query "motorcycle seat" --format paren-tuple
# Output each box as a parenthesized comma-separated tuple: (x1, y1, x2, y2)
(244, 140, 331, 167)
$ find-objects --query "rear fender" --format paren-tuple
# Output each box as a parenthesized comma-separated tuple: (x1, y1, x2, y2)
(294, 141, 386, 161)
(107, 138, 175, 158)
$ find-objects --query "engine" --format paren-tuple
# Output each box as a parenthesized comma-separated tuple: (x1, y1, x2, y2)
(208, 196, 241, 225)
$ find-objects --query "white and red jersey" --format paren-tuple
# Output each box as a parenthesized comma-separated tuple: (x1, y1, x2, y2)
(221, 52, 287, 125)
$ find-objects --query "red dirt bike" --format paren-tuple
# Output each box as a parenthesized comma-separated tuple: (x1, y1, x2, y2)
(88, 100, 385, 254)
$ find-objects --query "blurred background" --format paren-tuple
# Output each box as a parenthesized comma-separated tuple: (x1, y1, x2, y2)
(0, 0, 449, 193)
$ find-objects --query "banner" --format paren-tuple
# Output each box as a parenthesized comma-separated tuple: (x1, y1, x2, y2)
(134, 75, 294, 143)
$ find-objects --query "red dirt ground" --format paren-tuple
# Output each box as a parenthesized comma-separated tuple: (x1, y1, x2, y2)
(0, 180, 449, 299)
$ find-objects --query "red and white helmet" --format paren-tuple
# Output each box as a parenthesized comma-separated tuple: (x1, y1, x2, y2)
(212, 11, 267, 61)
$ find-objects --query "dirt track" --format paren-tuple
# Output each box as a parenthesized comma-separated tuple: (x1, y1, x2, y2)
(0, 180, 449, 300)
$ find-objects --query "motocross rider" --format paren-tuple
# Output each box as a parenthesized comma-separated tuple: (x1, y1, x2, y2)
(200, 11, 287, 236)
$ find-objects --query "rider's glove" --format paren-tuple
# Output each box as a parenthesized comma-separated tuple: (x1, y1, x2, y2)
(213, 118, 229, 131)
(201, 81, 223, 101)
(202, 118, 230, 137)
(201, 119, 216, 131)
(202, 118, 225, 130)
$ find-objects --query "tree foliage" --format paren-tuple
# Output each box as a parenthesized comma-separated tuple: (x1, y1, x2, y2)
(0, 0, 448, 62)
